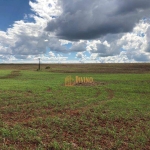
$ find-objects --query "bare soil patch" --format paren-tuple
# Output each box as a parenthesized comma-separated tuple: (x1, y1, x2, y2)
(106, 88, 114, 100)
(0, 70, 21, 79)
(47, 87, 52, 92)
(74, 81, 106, 86)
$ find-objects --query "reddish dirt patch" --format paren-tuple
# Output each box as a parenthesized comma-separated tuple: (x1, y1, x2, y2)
(106, 88, 114, 100)
(74, 81, 106, 86)
(65, 109, 81, 117)
(1, 88, 114, 127)
(47, 87, 52, 92)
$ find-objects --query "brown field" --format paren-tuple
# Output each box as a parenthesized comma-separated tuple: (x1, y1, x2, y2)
(0, 63, 150, 73)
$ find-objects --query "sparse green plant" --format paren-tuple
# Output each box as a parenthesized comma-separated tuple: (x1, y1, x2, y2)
(0, 65, 149, 149)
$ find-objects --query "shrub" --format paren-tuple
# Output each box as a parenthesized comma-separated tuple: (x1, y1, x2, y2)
(45, 66, 50, 69)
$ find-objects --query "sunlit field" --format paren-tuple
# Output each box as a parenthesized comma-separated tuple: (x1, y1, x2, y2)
(0, 64, 150, 149)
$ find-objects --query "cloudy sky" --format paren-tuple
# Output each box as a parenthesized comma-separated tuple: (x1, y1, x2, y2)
(0, 0, 150, 63)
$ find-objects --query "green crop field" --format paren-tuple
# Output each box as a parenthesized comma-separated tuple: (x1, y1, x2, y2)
(0, 64, 150, 150)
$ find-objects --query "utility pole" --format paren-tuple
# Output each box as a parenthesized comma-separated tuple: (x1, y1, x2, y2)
(38, 58, 40, 70)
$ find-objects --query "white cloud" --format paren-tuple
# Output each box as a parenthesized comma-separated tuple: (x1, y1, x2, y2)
(103, 41, 110, 47)
(0, 0, 150, 63)
(59, 39, 73, 46)
(86, 39, 120, 57)
(86, 40, 101, 51)
(49, 51, 55, 57)
(90, 53, 99, 60)
(76, 52, 85, 59)
(29, 0, 62, 21)
(118, 20, 150, 61)
(0, 0, 65, 62)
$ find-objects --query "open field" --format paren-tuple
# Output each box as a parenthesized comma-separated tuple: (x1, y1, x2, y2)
(0, 64, 150, 149)
(0, 63, 150, 73)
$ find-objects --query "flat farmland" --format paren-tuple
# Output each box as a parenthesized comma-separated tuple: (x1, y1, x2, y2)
(0, 63, 150, 73)
(0, 63, 150, 150)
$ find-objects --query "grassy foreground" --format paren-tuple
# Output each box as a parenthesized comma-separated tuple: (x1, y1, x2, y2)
(0, 64, 150, 150)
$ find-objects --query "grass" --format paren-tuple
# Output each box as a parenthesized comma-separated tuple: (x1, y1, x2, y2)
(0, 64, 150, 149)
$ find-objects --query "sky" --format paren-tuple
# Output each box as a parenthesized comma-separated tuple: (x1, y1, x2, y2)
(0, 0, 150, 63)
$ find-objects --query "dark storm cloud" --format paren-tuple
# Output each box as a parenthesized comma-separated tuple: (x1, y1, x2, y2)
(116, 0, 150, 14)
(45, 0, 150, 40)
